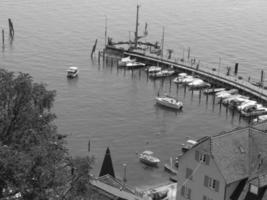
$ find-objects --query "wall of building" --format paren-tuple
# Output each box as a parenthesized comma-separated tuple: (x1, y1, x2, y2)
(176, 139, 226, 200)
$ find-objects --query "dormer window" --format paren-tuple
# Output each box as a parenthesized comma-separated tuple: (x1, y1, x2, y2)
(195, 151, 210, 165)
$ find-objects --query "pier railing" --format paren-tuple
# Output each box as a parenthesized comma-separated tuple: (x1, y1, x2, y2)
(112, 48, 267, 104)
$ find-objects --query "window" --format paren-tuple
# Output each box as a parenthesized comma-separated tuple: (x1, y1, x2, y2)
(204, 175, 220, 192)
(208, 178, 216, 189)
(199, 153, 206, 163)
(181, 185, 191, 199)
(186, 168, 193, 180)
(195, 151, 210, 165)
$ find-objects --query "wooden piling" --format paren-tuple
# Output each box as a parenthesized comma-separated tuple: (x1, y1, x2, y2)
(2, 29, 4, 48)
(8, 18, 14, 38)
(98, 51, 101, 63)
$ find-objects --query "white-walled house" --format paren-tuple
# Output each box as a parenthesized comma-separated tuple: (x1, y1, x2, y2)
(176, 126, 267, 200)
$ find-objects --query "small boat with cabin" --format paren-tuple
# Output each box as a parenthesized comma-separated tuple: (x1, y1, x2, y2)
(146, 66, 162, 74)
(173, 73, 188, 84)
(139, 150, 160, 167)
(253, 115, 267, 123)
(67, 66, 79, 78)
(155, 95, 183, 110)
(126, 61, 146, 69)
(204, 88, 225, 95)
(118, 56, 136, 67)
(150, 69, 175, 78)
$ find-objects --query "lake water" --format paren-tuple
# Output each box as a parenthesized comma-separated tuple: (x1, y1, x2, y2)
(1, 0, 266, 187)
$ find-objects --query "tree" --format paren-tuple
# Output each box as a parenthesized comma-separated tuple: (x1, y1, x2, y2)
(0, 69, 94, 200)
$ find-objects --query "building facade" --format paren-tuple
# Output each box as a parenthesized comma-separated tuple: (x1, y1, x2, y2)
(176, 126, 267, 200)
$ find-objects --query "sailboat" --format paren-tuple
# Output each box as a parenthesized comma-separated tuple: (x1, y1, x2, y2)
(164, 157, 178, 175)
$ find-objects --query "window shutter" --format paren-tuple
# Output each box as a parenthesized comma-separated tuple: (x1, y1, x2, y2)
(203, 196, 207, 200)
(181, 185, 185, 197)
(195, 150, 199, 161)
(215, 180, 220, 192)
(205, 154, 210, 165)
(188, 188, 191, 199)
(204, 175, 209, 187)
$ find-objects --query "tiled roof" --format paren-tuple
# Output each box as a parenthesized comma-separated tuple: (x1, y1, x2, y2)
(211, 126, 267, 184)
(98, 174, 136, 195)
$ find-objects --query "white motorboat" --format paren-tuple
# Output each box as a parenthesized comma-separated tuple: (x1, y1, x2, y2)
(204, 88, 225, 95)
(126, 61, 146, 68)
(146, 66, 162, 73)
(139, 151, 160, 167)
(228, 97, 250, 109)
(173, 73, 188, 84)
(155, 95, 183, 110)
(253, 115, 267, 123)
(237, 100, 257, 111)
(67, 66, 79, 78)
(188, 79, 211, 89)
(181, 75, 194, 84)
(150, 70, 175, 78)
(118, 56, 136, 67)
(216, 89, 239, 99)
(241, 107, 267, 118)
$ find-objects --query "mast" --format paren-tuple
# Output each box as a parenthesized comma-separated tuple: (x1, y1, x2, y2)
(161, 26, 165, 58)
(134, 4, 140, 48)
(104, 15, 107, 46)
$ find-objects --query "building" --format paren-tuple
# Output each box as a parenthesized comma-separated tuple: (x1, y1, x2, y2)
(176, 126, 267, 200)
(90, 174, 142, 200)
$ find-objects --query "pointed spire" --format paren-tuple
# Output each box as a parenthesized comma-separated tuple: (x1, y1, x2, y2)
(99, 147, 115, 178)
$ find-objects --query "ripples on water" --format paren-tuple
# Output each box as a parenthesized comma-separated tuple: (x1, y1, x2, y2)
(0, 0, 266, 186)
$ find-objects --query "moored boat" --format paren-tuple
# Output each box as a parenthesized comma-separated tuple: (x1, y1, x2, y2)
(155, 95, 183, 110)
(67, 66, 79, 78)
(139, 151, 160, 167)
(126, 61, 146, 68)
(253, 115, 267, 123)
(118, 56, 136, 67)
(146, 66, 162, 73)
(204, 88, 225, 95)
(150, 70, 175, 78)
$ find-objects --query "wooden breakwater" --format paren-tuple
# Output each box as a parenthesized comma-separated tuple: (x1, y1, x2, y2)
(104, 45, 267, 105)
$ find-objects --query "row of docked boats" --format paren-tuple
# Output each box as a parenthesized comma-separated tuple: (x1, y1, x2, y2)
(207, 88, 267, 122)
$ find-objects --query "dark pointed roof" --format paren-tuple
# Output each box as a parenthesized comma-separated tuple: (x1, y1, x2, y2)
(99, 147, 115, 178)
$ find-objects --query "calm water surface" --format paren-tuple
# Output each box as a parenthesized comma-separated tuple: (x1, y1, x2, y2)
(1, 0, 266, 187)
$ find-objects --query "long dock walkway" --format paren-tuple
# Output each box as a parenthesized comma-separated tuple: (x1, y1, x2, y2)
(115, 49, 267, 104)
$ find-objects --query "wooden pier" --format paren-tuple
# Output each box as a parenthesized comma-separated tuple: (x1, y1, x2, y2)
(104, 45, 267, 105)
(102, 4, 266, 105)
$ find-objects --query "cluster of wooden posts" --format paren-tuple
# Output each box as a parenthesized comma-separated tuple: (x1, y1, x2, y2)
(2, 18, 14, 49)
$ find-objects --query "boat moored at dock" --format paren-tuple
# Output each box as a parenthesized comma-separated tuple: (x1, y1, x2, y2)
(146, 66, 162, 74)
(118, 56, 136, 67)
(126, 61, 146, 69)
(204, 88, 225, 95)
(150, 69, 175, 78)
